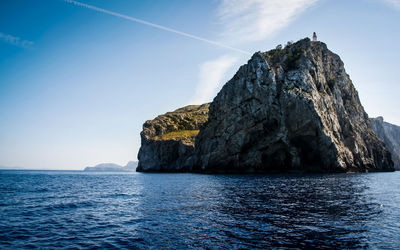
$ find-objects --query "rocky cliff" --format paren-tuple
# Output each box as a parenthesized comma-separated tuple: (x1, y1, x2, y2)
(193, 38, 394, 173)
(136, 104, 210, 172)
(371, 117, 400, 170)
(136, 38, 394, 173)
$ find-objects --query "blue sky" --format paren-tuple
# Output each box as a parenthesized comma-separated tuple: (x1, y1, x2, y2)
(0, 0, 399, 170)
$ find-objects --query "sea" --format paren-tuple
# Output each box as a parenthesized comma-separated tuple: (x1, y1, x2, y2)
(1, 170, 400, 249)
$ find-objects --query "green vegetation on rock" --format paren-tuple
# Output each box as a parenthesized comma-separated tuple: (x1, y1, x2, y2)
(141, 103, 210, 139)
(152, 130, 200, 144)
(137, 104, 210, 172)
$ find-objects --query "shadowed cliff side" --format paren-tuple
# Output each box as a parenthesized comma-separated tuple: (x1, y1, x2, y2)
(136, 104, 210, 172)
(371, 117, 400, 170)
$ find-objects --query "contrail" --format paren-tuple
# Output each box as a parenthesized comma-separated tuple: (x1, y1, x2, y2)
(64, 0, 251, 55)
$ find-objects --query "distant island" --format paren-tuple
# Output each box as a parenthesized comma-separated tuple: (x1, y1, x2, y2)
(84, 161, 137, 172)
(136, 38, 396, 174)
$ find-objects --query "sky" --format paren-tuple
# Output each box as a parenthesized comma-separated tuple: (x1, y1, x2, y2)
(0, 0, 399, 170)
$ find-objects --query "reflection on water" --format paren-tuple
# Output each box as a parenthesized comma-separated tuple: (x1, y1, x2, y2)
(0, 171, 400, 248)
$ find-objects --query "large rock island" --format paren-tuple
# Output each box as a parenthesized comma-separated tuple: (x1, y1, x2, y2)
(137, 38, 394, 173)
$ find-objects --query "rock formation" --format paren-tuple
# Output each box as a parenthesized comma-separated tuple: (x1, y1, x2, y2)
(136, 38, 394, 173)
(136, 104, 209, 172)
(193, 38, 393, 173)
(371, 117, 400, 170)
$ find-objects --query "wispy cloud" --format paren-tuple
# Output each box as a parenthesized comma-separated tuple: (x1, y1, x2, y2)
(217, 0, 318, 44)
(64, 0, 250, 55)
(190, 55, 239, 104)
(65, 1, 318, 104)
(0, 32, 34, 49)
(381, 0, 400, 9)
(190, 0, 319, 104)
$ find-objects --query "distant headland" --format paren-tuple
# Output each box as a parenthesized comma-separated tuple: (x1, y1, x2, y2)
(84, 161, 137, 172)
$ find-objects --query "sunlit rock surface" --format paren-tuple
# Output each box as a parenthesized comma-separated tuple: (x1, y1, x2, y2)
(136, 104, 209, 172)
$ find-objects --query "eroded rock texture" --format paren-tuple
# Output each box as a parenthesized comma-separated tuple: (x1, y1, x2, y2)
(193, 38, 394, 173)
(136, 104, 209, 172)
(371, 117, 400, 170)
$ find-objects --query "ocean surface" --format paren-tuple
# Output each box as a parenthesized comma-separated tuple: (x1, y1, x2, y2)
(1, 170, 400, 249)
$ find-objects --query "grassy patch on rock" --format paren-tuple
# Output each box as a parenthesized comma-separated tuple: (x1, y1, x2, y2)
(152, 130, 200, 144)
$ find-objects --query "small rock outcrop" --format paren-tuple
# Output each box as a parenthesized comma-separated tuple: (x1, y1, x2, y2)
(136, 104, 210, 172)
(371, 117, 400, 170)
(193, 38, 394, 173)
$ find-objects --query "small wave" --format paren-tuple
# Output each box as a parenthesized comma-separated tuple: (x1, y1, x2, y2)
(35, 188, 49, 192)
(44, 200, 97, 211)
(102, 193, 139, 199)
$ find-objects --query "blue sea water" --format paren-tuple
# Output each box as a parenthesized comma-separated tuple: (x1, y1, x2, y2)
(1, 170, 400, 249)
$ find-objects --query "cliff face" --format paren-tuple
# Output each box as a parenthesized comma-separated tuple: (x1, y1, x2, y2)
(136, 104, 209, 172)
(371, 117, 400, 170)
(193, 38, 394, 173)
